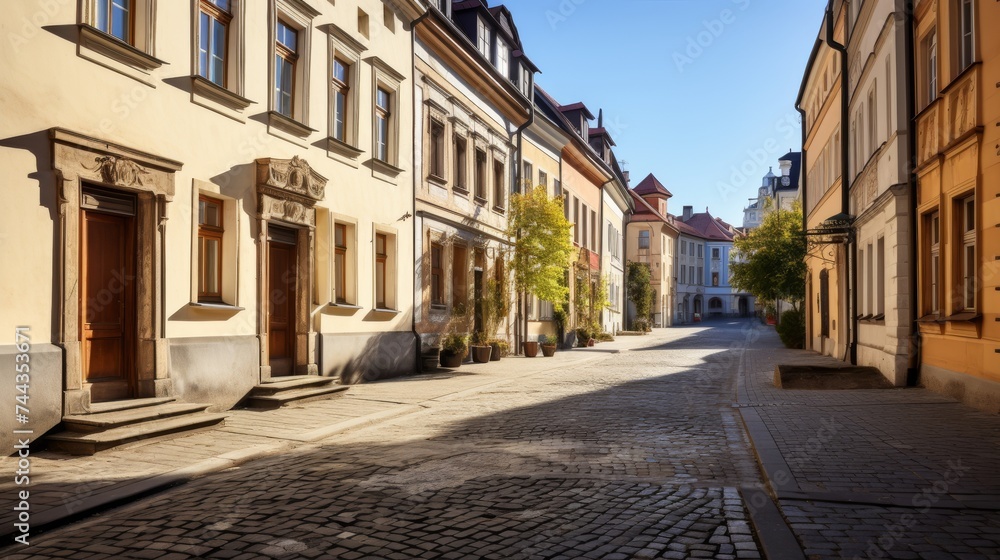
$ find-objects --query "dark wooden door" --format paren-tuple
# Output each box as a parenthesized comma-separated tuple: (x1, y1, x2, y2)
(81, 209, 136, 402)
(268, 227, 297, 376)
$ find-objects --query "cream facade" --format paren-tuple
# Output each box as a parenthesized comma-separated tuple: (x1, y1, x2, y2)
(412, 2, 533, 350)
(0, 0, 423, 449)
(847, 0, 914, 385)
(625, 175, 679, 329)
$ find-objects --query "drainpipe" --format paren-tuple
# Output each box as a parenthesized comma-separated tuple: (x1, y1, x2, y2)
(410, 7, 432, 371)
(903, 0, 921, 385)
(795, 104, 808, 338)
(825, 0, 857, 365)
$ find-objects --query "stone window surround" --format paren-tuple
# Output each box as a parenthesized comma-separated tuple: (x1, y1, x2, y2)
(189, 180, 241, 308)
(322, 23, 367, 159)
(189, 0, 254, 118)
(369, 56, 406, 181)
(267, 0, 321, 138)
(78, 0, 165, 86)
(51, 128, 182, 415)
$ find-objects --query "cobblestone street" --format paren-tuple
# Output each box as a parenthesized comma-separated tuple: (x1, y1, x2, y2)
(6, 322, 767, 559)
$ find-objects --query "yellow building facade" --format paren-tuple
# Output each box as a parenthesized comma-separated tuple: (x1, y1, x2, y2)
(914, 0, 1000, 412)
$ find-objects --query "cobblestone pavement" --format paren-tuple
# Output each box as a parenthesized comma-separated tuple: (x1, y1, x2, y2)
(738, 322, 1000, 560)
(4, 321, 768, 559)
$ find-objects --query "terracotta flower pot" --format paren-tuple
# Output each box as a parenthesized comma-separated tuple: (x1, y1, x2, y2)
(540, 344, 556, 357)
(522, 341, 539, 357)
(489, 342, 502, 361)
(587, 338, 595, 347)
(471, 345, 492, 363)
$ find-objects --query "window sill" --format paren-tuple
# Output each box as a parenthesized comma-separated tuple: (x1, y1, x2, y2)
(371, 158, 404, 178)
(327, 302, 362, 309)
(427, 174, 447, 187)
(917, 314, 942, 323)
(268, 111, 317, 138)
(326, 136, 364, 159)
(374, 307, 401, 314)
(78, 24, 166, 85)
(430, 304, 447, 312)
(492, 205, 506, 214)
(473, 196, 487, 206)
(452, 186, 469, 197)
(942, 312, 982, 323)
(189, 302, 245, 311)
(191, 76, 254, 111)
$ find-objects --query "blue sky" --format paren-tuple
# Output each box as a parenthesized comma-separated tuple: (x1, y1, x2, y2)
(502, 0, 828, 225)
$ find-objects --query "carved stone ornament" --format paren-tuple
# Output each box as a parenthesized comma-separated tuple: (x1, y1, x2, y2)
(261, 195, 314, 227)
(256, 156, 328, 203)
(85, 155, 150, 187)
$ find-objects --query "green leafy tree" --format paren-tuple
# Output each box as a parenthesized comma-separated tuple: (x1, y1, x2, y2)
(507, 185, 574, 303)
(626, 261, 653, 328)
(730, 201, 806, 311)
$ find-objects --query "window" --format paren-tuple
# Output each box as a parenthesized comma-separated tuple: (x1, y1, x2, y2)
(453, 245, 468, 310)
(198, 0, 231, 86)
(958, 0, 975, 72)
(868, 87, 877, 153)
(876, 237, 885, 316)
(496, 40, 509, 77)
(927, 211, 940, 313)
(477, 17, 491, 59)
(712, 272, 719, 287)
(523, 161, 533, 190)
(573, 198, 580, 243)
(274, 20, 298, 118)
(689, 242, 695, 257)
(334, 224, 347, 304)
(430, 243, 444, 307)
(375, 87, 391, 162)
(519, 65, 531, 96)
(680, 264, 687, 284)
(375, 233, 389, 309)
(712, 247, 720, 259)
(582, 206, 588, 250)
(697, 267, 703, 286)
(198, 195, 224, 302)
(539, 170, 548, 190)
(689, 267, 695, 285)
(960, 195, 976, 310)
(332, 58, 350, 142)
(591, 211, 597, 251)
(681, 240, 687, 255)
(924, 30, 938, 108)
(639, 230, 650, 250)
(97, 0, 132, 43)
(446, 136, 464, 191)
(429, 119, 445, 179)
(493, 159, 505, 210)
(697, 245, 703, 258)
(553, 179, 561, 197)
(475, 149, 487, 202)
(866, 244, 874, 315)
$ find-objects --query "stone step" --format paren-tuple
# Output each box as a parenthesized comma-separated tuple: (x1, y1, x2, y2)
(62, 402, 213, 433)
(45, 413, 228, 456)
(88, 396, 177, 414)
(252, 376, 339, 395)
(243, 385, 349, 410)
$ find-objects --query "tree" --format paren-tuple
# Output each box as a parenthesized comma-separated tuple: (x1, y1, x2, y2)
(626, 261, 653, 329)
(507, 185, 574, 348)
(730, 201, 806, 312)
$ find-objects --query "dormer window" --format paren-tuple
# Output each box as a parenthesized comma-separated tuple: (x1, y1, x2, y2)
(580, 119, 588, 139)
(477, 17, 490, 59)
(519, 64, 531, 96)
(495, 40, 509, 78)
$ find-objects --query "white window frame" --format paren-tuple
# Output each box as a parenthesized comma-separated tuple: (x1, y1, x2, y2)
(958, 0, 975, 73)
(370, 57, 405, 175)
(477, 16, 491, 59)
(325, 24, 365, 155)
(269, 0, 319, 133)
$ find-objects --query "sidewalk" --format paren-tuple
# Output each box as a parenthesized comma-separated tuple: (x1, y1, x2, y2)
(0, 330, 671, 544)
(736, 323, 1000, 559)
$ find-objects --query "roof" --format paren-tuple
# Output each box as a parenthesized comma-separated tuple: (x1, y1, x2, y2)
(669, 215, 704, 238)
(558, 102, 595, 120)
(683, 210, 736, 241)
(633, 173, 672, 198)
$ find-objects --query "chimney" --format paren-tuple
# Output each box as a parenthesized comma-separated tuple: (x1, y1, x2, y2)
(598, 108, 603, 128)
(623, 170, 630, 186)
(682, 206, 693, 221)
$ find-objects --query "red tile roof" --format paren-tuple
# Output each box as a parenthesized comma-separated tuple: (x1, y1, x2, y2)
(633, 173, 672, 198)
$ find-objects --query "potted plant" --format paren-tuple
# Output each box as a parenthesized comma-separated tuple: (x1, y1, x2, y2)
(575, 327, 591, 348)
(539, 334, 557, 357)
(440, 332, 468, 368)
(488, 339, 503, 361)
(522, 339, 539, 357)
(470, 332, 492, 363)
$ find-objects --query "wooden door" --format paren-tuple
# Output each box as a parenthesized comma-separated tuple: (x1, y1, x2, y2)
(268, 227, 297, 376)
(81, 207, 136, 402)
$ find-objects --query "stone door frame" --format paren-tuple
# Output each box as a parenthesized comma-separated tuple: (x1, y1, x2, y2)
(51, 128, 182, 415)
(254, 157, 327, 381)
